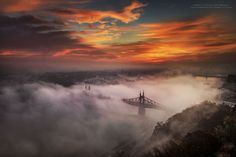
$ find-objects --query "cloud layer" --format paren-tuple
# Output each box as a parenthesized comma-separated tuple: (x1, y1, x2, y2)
(52, 1, 145, 24)
(0, 0, 235, 71)
(0, 74, 223, 156)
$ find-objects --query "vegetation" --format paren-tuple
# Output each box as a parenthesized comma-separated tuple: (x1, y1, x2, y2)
(108, 102, 236, 157)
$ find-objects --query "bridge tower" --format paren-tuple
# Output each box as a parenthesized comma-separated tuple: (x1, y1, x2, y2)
(138, 91, 145, 115)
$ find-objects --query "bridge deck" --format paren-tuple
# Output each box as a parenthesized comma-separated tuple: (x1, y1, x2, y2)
(122, 97, 161, 109)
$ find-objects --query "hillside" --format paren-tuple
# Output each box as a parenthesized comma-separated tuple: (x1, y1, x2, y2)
(108, 102, 236, 157)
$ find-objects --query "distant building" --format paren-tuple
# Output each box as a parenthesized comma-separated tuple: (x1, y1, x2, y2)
(222, 74, 236, 106)
(223, 74, 236, 92)
(226, 74, 236, 83)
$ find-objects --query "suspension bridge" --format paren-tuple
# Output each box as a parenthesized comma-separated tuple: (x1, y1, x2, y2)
(122, 91, 162, 116)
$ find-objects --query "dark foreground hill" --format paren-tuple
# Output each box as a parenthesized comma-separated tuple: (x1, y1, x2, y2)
(107, 101, 236, 157)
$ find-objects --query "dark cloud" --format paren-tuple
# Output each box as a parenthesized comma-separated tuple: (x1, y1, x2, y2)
(0, 15, 91, 54)
(70, 49, 117, 59)
(204, 42, 236, 47)
(174, 24, 199, 31)
(197, 50, 236, 63)
(0, 0, 94, 13)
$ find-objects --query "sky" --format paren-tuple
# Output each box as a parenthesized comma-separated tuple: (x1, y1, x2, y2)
(0, 0, 236, 72)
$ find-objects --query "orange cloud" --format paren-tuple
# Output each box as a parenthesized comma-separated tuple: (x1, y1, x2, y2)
(53, 47, 97, 57)
(0, 50, 40, 57)
(52, 1, 146, 24)
(52, 47, 118, 62)
(127, 16, 236, 62)
(94, 16, 236, 63)
(78, 27, 125, 46)
(139, 16, 218, 40)
(0, 0, 42, 12)
(51, 15, 236, 64)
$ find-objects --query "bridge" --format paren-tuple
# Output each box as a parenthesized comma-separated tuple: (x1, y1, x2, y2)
(122, 91, 162, 116)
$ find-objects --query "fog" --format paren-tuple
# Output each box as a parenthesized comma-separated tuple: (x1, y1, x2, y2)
(0, 74, 223, 157)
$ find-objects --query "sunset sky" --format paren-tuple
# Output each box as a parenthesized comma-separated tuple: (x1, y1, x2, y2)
(0, 0, 236, 71)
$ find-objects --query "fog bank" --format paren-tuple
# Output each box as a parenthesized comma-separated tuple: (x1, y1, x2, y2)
(0, 75, 223, 157)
